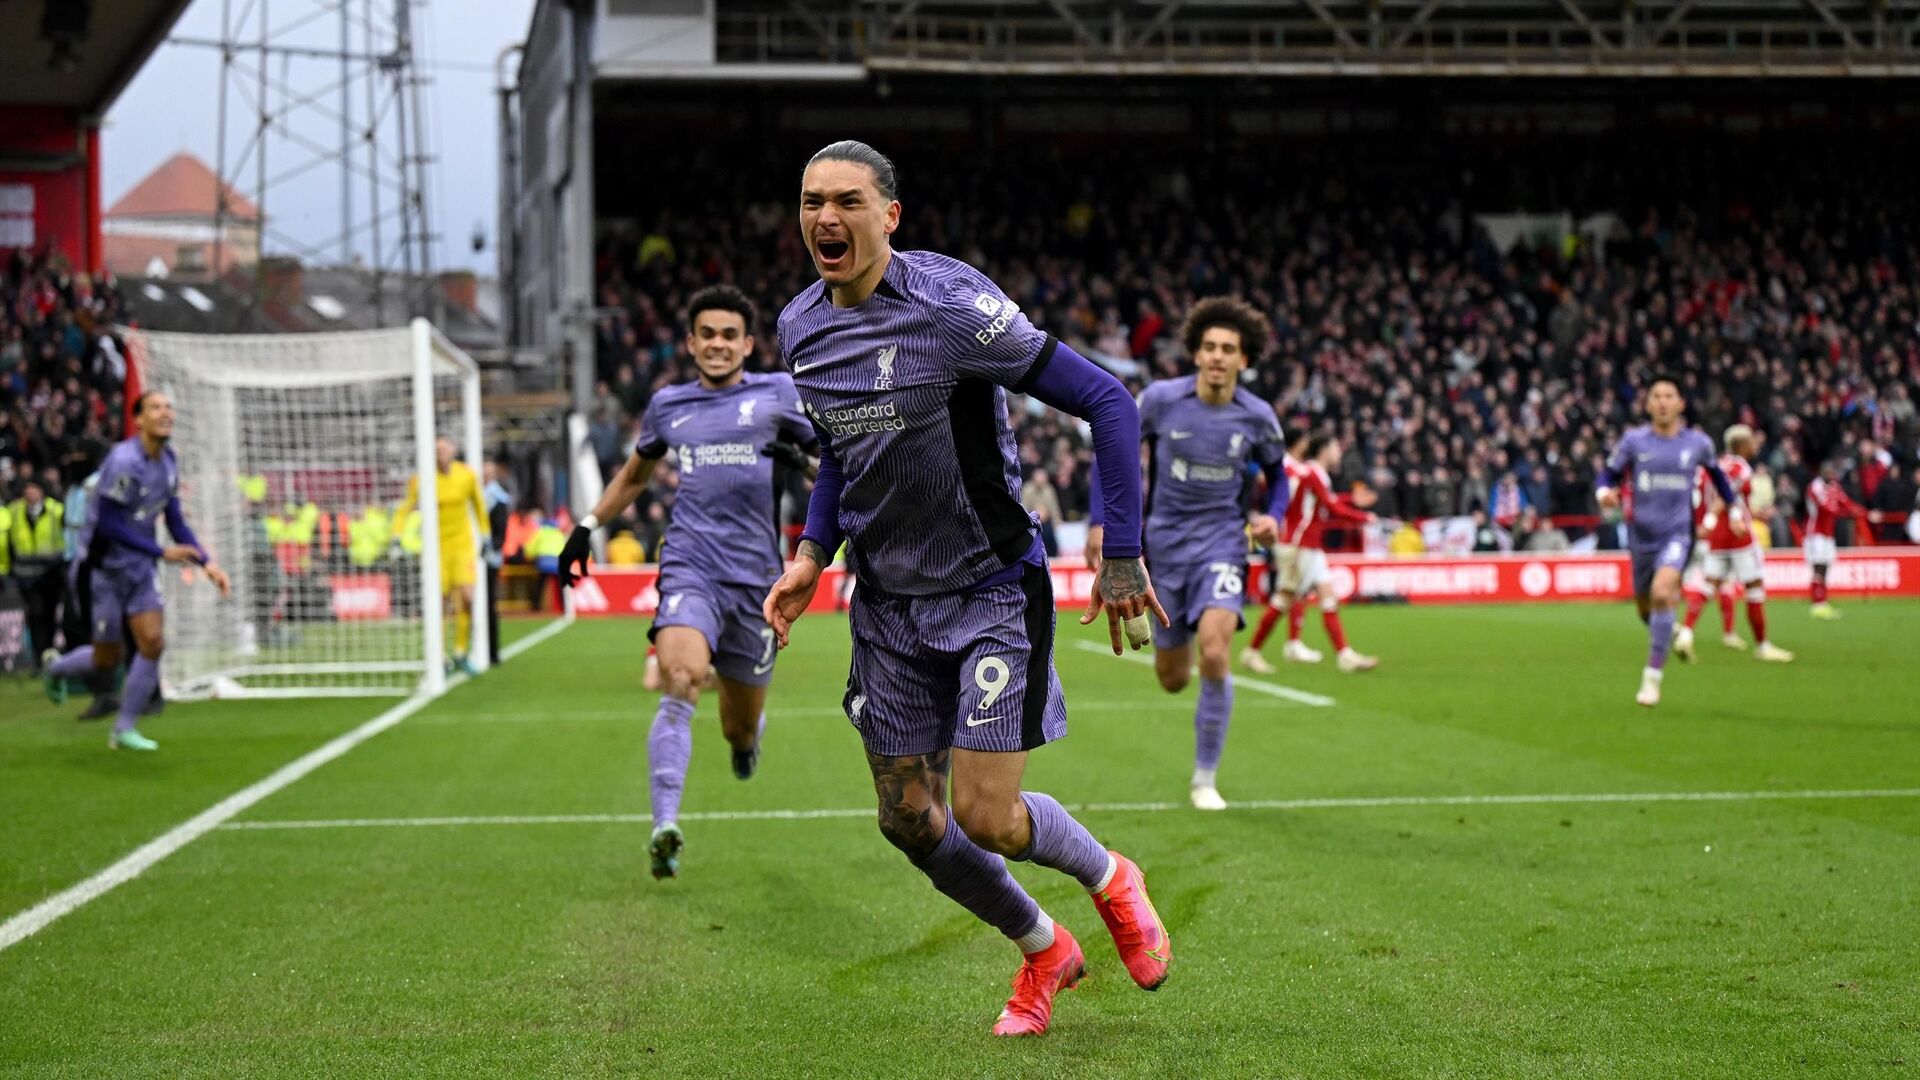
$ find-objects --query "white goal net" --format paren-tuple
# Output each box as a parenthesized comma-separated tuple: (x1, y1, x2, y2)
(127, 319, 485, 699)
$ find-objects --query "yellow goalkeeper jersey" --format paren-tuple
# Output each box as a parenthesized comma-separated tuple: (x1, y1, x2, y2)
(398, 461, 489, 550)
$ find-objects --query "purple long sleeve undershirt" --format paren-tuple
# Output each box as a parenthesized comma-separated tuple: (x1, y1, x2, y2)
(799, 433, 846, 557)
(1025, 341, 1142, 558)
(163, 497, 209, 562)
(93, 498, 207, 564)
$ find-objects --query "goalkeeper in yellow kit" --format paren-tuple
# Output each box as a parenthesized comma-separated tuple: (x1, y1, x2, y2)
(397, 435, 490, 674)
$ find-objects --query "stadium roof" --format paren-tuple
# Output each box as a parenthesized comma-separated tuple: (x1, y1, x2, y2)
(0, 1, 195, 115)
(623, 0, 1920, 78)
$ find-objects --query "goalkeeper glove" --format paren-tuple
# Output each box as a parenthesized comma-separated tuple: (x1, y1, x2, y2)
(558, 525, 594, 588)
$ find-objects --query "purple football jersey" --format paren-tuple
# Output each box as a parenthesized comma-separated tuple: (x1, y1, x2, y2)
(636, 372, 814, 587)
(89, 437, 181, 574)
(1140, 376, 1286, 565)
(778, 250, 1052, 596)
(1604, 425, 1718, 543)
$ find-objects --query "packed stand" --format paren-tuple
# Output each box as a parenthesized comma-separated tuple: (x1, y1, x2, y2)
(0, 251, 129, 664)
(592, 137, 1920, 554)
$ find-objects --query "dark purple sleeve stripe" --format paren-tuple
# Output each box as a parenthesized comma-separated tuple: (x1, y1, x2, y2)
(1010, 335, 1060, 396)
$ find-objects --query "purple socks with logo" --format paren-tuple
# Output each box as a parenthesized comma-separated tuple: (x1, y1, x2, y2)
(911, 813, 1043, 942)
(50, 646, 96, 680)
(1648, 608, 1676, 670)
(116, 654, 159, 734)
(648, 696, 696, 825)
(1195, 676, 1232, 772)
(1015, 791, 1110, 889)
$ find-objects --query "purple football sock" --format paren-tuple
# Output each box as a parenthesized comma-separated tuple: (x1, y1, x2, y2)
(50, 646, 96, 679)
(1195, 675, 1232, 772)
(911, 813, 1042, 942)
(1015, 791, 1110, 889)
(648, 696, 696, 825)
(117, 654, 159, 735)
(1647, 608, 1676, 670)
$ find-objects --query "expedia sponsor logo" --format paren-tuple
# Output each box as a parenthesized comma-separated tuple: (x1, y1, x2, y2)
(822, 401, 908, 437)
(975, 297, 1022, 346)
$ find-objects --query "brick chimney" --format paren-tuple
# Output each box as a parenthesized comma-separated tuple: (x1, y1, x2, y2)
(258, 256, 303, 307)
(437, 270, 478, 314)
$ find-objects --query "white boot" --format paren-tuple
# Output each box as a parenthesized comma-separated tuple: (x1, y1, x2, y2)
(1336, 647, 1379, 673)
(1673, 626, 1696, 663)
(1239, 646, 1277, 675)
(1636, 667, 1663, 708)
(1283, 640, 1323, 664)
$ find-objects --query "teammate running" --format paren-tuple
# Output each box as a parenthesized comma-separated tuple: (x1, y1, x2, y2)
(1242, 433, 1379, 673)
(1803, 460, 1866, 620)
(41, 392, 231, 750)
(560, 285, 815, 880)
(396, 436, 490, 675)
(1084, 296, 1288, 812)
(1595, 375, 1743, 707)
(1676, 424, 1792, 663)
(764, 140, 1172, 1037)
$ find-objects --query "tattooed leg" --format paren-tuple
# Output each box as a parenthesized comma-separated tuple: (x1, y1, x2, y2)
(869, 750, 1044, 943)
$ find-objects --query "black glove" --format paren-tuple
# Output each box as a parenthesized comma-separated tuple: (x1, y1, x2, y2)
(762, 441, 812, 471)
(558, 525, 593, 588)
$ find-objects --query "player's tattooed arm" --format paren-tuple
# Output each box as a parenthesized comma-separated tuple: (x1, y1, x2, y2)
(868, 749, 952, 859)
(765, 539, 830, 647)
(797, 538, 832, 569)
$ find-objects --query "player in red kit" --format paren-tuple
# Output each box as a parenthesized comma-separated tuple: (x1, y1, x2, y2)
(1242, 434, 1378, 673)
(1676, 425, 1793, 662)
(1804, 460, 1865, 619)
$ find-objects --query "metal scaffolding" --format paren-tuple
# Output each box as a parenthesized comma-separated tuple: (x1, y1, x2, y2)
(174, 0, 437, 327)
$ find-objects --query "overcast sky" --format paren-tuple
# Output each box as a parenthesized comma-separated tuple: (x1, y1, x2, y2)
(105, 0, 537, 275)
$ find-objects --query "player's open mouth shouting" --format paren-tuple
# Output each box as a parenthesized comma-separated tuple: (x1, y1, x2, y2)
(813, 234, 849, 269)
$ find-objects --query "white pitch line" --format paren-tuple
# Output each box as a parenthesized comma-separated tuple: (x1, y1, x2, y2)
(417, 696, 1301, 726)
(213, 786, 1920, 832)
(0, 617, 576, 954)
(1071, 640, 1336, 707)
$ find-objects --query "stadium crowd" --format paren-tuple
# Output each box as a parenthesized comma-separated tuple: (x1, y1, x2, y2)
(591, 138, 1920, 553)
(10, 137, 1920, 659)
(0, 250, 130, 664)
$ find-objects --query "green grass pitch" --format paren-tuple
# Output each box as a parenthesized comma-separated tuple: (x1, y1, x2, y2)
(2, 600, 1917, 1078)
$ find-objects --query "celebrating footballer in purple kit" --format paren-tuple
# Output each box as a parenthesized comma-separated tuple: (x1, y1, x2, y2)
(1594, 373, 1744, 709)
(559, 284, 817, 880)
(42, 391, 232, 751)
(1085, 297, 1289, 813)
(761, 140, 1174, 1038)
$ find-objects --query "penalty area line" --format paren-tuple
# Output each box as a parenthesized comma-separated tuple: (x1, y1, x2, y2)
(214, 786, 1920, 832)
(0, 617, 576, 955)
(1070, 639, 1336, 707)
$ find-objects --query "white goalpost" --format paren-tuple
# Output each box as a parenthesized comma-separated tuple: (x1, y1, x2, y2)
(126, 318, 488, 699)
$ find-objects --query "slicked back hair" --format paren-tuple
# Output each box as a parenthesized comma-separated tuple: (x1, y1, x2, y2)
(804, 140, 898, 202)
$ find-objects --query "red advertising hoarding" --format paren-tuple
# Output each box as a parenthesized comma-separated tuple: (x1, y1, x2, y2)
(567, 549, 1920, 617)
